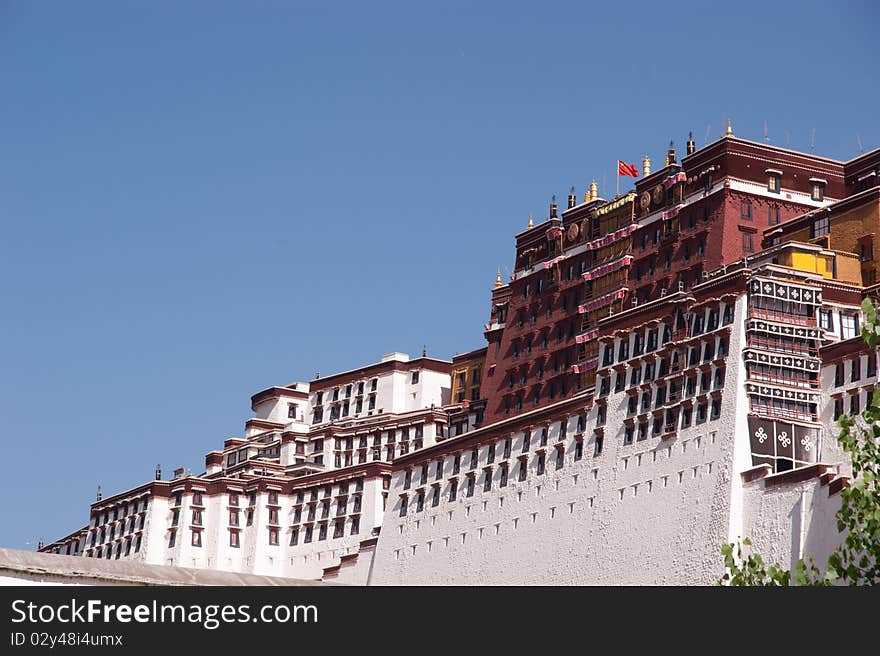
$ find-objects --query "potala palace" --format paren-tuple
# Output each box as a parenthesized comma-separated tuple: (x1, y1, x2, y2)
(40, 125, 880, 584)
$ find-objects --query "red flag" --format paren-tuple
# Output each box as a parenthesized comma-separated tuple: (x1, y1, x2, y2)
(618, 160, 639, 177)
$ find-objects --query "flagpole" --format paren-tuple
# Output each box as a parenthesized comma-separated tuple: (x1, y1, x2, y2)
(616, 161, 620, 197)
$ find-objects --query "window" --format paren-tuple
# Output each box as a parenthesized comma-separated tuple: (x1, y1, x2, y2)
(868, 355, 876, 378)
(483, 471, 492, 492)
(269, 527, 279, 545)
(593, 436, 603, 456)
(168, 531, 176, 548)
(399, 496, 408, 517)
(191, 510, 202, 526)
(851, 358, 861, 382)
(624, 425, 634, 445)
(710, 398, 722, 420)
(403, 469, 412, 489)
(411, 371, 420, 384)
(555, 447, 564, 470)
(453, 454, 461, 474)
(681, 407, 692, 428)
(819, 310, 833, 331)
(614, 373, 625, 393)
(811, 216, 830, 238)
(466, 476, 475, 497)
(768, 205, 780, 225)
(192, 492, 203, 506)
(630, 367, 641, 386)
(318, 524, 327, 541)
(697, 402, 708, 424)
(522, 431, 531, 452)
(841, 314, 859, 339)
(229, 510, 239, 526)
(833, 398, 843, 421)
(835, 363, 844, 387)
(449, 479, 458, 502)
(851, 393, 860, 415)
(741, 231, 754, 253)
(768, 173, 780, 194)
(740, 200, 752, 221)
(191, 530, 202, 548)
(811, 180, 825, 201)
(503, 438, 511, 458)
(470, 449, 478, 469)
(627, 395, 637, 416)
(536, 453, 546, 475)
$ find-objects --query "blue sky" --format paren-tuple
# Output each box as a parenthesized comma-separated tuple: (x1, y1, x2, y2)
(1, 1, 877, 550)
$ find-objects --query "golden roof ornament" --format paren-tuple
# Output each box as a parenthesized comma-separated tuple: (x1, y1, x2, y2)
(643, 154, 651, 177)
(589, 180, 598, 200)
(495, 268, 502, 288)
(527, 213, 534, 229)
(726, 118, 733, 137)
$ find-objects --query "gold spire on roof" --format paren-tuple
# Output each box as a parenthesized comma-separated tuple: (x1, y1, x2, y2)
(643, 154, 651, 177)
(725, 118, 733, 137)
(589, 180, 598, 200)
(527, 213, 534, 229)
(584, 187, 592, 203)
(495, 268, 502, 288)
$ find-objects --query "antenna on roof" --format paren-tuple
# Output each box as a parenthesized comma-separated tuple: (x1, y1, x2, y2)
(810, 128, 816, 153)
(785, 130, 791, 148)
(763, 120, 769, 143)
(857, 132, 864, 154)
(703, 124, 711, 145)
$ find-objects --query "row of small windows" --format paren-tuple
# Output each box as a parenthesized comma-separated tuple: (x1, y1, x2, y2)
(90, 497, 149, 528)
(398, 442, 595, 517)
(833, 354, 877, 387)
(313, 379, 379, 405)
(90, 514, 146, 546)
(613, 369, 726, 418)
(602, 307, 732, 368)
(832, 389, 872, 420)
(85, 535, 142, 559)
(623, 398, 722, 444)
(401, 418, 597, 492)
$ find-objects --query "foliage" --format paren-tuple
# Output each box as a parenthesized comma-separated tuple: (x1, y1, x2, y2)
(718, 296, 880, 586)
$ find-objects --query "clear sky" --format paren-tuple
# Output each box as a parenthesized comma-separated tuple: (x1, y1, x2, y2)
(1, 0, 877, 550)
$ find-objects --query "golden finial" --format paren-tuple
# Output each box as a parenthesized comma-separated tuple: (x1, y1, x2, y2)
(495, 268, 502, 288)
(527, 213, 534, 229)
(589, 180, 598, 200)
(725, 118, 733, 137)
(643, 154, 651, 177)
(584, 187, 592, 203)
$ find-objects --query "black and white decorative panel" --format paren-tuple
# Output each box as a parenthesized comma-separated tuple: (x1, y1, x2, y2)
(747, 416, 819, 471)
(742, 350, 820, 372)
(749, 278, 822, 306)
(746, 320, 822, 340)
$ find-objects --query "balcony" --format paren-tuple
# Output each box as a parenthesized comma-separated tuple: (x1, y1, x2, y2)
(746, 336, 818, 357)
(749, 405, 816, 423)
(747, 372, 820, 390)
(748, 307, 817, 327)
